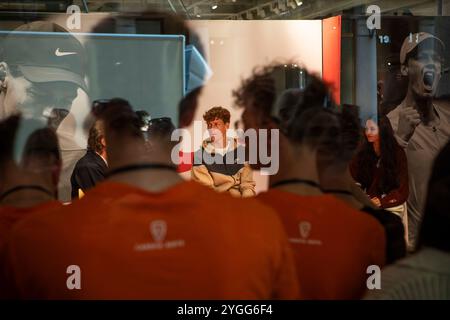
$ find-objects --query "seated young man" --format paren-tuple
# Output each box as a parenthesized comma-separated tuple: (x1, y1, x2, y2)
(0, 116, 62, 253)
(233, 63, 386, 300)
(191, 106, 255, 197)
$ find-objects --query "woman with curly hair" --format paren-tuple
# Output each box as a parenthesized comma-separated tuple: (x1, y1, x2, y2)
(350, 115, 409, 214)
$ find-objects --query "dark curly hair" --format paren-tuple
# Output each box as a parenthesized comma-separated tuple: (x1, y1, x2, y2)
(353, 115, 400, 194)
(203, 106, 231, 124)
(232, 63, 280, 118)
(283, 75, 336, 145)
(233, 62, 338, 148)
(87, 120, 105, 154)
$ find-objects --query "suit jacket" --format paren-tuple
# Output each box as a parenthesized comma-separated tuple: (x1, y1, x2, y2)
(70, 149, 107, 199)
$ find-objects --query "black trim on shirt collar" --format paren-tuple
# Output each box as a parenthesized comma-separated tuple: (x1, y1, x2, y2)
(106, 163, 177, 178)
(0, 185, 54, 202)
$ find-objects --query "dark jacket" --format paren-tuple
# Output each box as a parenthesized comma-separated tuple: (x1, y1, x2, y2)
(70, 149, 107, 199)
(350, 145, 409, 209)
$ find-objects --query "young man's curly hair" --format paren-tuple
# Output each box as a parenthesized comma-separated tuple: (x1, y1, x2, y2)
(203, 106, 231, 124)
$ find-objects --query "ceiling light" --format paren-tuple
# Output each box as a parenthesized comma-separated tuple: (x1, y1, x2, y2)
(212, 4, 218, 10)
(295, 0, 303, 6)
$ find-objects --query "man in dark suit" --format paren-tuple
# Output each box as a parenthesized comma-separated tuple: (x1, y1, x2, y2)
(70, 120, 107, 199)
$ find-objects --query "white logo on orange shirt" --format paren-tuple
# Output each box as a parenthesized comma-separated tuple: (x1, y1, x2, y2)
(289, 221, 322, 246)
(299, 221, 311, 239)
(151, 220, 167, 242)
(134, 220, 185, 252)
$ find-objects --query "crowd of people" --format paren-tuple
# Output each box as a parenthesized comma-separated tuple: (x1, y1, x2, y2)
(0, 12, 449, 300)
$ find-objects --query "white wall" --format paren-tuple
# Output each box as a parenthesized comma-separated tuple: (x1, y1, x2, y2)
(185, 20, 323, 193)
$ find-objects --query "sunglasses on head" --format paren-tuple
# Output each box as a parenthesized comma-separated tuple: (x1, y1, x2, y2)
(91, 99, 111, 116)
(148, 117, 172, 125)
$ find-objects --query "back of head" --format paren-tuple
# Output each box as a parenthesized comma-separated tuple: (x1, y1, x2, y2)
(0, 115, 60, 179)
(418, 141, 450, 252)
(94, 98, 143, 141)
(92, 98, 147, 168)
(233, 62, 339, 149)
(146, 117, 176, 151)
(22, 125, 60, 170)
(317, 104, 362, 170)
(232, 63, 284, 122)
(276, 89, 304, 131)
(280, 76, 341, 152)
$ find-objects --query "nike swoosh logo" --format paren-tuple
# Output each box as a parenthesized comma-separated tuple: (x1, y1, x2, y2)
(55, 48, 77, 57)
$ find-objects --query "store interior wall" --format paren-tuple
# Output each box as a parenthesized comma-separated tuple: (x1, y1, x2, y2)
(0, 14, 325, 197)
(184, 20, 323, 193)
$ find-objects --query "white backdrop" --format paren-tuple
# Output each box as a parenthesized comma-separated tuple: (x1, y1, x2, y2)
(183, 20, 323, 193)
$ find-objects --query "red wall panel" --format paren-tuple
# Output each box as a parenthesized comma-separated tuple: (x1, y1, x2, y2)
(322, 16, 341, 105)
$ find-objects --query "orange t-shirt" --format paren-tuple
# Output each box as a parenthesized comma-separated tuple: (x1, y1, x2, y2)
(258, 190, 386, 300)
(2, 181, 298, 299)
(0, 201, 61, 252)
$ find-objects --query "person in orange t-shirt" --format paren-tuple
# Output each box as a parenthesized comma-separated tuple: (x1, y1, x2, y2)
(0, 116, 62, 252)
(2, 97, 298, 299)
(233, 64, 386, 299)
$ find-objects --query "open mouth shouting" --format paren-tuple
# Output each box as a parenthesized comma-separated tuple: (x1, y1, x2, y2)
(423, 70, 436, 92)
